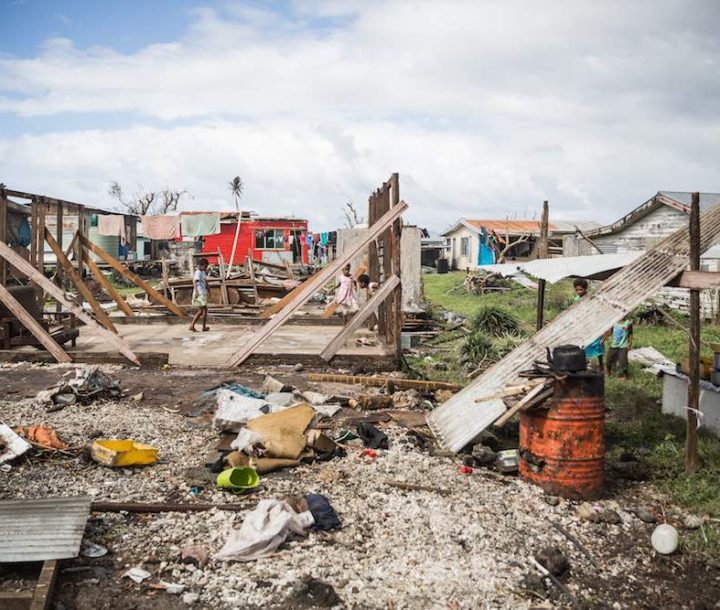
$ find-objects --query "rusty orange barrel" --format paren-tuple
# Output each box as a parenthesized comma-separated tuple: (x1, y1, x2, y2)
(519, 372, 604, 499)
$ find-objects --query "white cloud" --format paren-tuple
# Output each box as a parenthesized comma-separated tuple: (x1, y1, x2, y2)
(0, 0, 719, 230)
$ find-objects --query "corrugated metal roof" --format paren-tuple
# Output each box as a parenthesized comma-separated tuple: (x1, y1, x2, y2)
(465, 219, 556, 234)
(479, 252, 643, 283)
(0, 496, 91, 562)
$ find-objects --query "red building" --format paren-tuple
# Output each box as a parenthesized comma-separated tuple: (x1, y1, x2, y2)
(202, 215, 309, 266)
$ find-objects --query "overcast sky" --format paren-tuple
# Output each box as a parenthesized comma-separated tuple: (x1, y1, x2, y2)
(1, 0, 718, 232)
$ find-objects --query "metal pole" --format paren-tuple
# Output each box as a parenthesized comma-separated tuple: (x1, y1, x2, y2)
(686, 191, 700, 473)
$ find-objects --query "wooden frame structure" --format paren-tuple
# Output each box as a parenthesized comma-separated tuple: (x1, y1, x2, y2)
(0, 187, 185, 364)
(227, 175, 406, 367)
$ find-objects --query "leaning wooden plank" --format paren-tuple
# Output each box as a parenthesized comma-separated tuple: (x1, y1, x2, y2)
(228, 201, 408, 366)
(81, 236, 186, 318)
(0, 241, 141, 366)
(260, 274, 314, 319)
(82, 245, 135, 318)
(322, 260, 367, 319)
(30, 559, 58, 610)
(45, 229, 117, 333)
(493, 381, 553, 427)
(320, 275, 400, 361)
(427, 201, 720, 452)
(0, 283, 71, 363)
(307, 372, 461, 392)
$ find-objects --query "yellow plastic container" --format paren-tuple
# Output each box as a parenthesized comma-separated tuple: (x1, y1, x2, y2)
(91, 439, 159, 467)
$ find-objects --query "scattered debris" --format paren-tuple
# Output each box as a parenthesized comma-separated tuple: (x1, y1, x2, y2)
(14, 425, 69, 451)
(0, 423, 31, 464)
(37, 366, 121, 410)
(81, 540, 108, 558)
(651, 524, 679, 555)
(534, 546, 569, 577)
(683, 514, 704, 530)
(180, 546, 209, 568)
(90, 439, 158, 467)
(355, 423, 389, 450)
(577, 503, 600, 523)
(123, 566, 152, 584)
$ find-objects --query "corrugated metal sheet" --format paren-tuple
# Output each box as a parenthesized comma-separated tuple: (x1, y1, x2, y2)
(0, 496, 91, 562)
(479, 252, 643, 284)
(428, 202, 720, 452)
(465, 219, 557, 234)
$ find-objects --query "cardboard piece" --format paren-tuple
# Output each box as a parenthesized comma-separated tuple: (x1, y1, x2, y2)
(246, 403, 315, 459)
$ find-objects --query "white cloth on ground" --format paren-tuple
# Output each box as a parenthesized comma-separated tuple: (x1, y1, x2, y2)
(215, 499, 315, 561)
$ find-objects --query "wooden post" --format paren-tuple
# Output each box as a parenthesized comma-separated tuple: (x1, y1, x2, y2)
(246, 255, 259, 304)
(82, 236, 187, 318)
(0, 188, 7, 286)
(390, 173, 402, 358)
(30, 197, 38, 268)
(45, 229, 118, 333)
(686, 192, 701, 473)
(0, 283, 71, 362)
(161, 257, 169, 298)
(55, 202, 63, 314)
(76, 209, 88, 276)
(218, 252, 230, 304)
(536, 200, 549, 331)
(30, 559, 59, 610)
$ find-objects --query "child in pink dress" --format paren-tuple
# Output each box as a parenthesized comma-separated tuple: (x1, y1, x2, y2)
(334, 263, 358, 324)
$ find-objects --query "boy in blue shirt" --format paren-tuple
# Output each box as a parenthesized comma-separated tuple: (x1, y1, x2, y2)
(573, 278, 605, 371)
(606, 319, 633, 380)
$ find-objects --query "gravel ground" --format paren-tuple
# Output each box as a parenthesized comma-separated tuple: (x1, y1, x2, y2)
(1, 363, 717, 609)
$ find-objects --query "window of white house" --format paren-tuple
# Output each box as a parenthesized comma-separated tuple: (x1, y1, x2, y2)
(255, 229, 286, 250)
(461, 237, 469, 256)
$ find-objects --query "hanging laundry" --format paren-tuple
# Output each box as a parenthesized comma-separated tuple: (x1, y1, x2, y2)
(141, 215, 180, 240)
(97, 214, 126, 238)
(180, 213, 221, 237)
(320, 232, 329, 246)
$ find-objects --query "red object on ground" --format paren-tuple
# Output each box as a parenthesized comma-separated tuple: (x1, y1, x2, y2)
(459, 466, 473, 474)
(361, 449, 378, 459)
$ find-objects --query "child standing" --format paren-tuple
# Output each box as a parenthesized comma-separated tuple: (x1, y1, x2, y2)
(606, 319, 633, 380)
(189, 257, 210, 333)
(334, 263, 358, 324)
(573, 278, 605, 371)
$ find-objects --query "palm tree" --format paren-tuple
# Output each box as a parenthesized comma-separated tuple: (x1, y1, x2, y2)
(227, 176, 244, 275)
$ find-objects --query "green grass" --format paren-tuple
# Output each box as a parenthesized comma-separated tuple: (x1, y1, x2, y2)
(422, 271, 720, 538)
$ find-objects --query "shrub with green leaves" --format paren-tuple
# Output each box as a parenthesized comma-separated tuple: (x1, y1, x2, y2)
(492, 333, 525, 359)
(459, 331, 496, 367)
(470, 305, 522, 337)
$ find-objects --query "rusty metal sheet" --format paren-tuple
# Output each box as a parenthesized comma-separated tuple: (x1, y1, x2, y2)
(428, 202, 720, 452)
(0, 496, 91, 562)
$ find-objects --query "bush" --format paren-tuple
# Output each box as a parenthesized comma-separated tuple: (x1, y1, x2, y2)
(470, 305, 522, 337)
(459, 331, 496, 367)
(492, 333, 525, 359)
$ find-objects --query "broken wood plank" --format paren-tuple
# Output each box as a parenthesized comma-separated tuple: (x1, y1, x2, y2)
(473, 378, 547, 403)
(218, 251, 230, 304)
(30, 560, 58, 610)
(228, 201, 408, 366)
(307, 372, 461, 392)
(81, 236, 186, 318)
(494, 382, 553, 427)
(246, 255, 259, 304)
(260, 274, 313, 319)
(320, 275, 400, 361)
(90, 501, 253, 513)
(45, 229, 117, 333)
(428, 201, 720, 452)
(0, 241, 140, 365)
(0, 283, 71, 363)
(82, 245, 135, 318)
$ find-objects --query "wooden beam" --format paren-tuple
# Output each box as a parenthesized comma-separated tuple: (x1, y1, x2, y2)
(320, 275, 400, 361)
(45, 229, 117, 333)
(30, 560, 58, 610)
(217, 251, 229, 304)
(228, 201, 409, 366)
(494, 381, 553, 427)
(246, 255, 259, 304)
(536, 200, 549, 331)
(0, 283, 71, 363)
(0, 241, 140, 365)
(686, 192, 700, 473)
(260, 273, 314, 319)
(55, 202, 63, 314)
(81, 236, 187, 317)
(82, 243, 135, 318)
(307, 372, 461, 392)
(390, 173, 402, 358)
(0, 189, 7, 286)
(668, 270, 720, 289)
